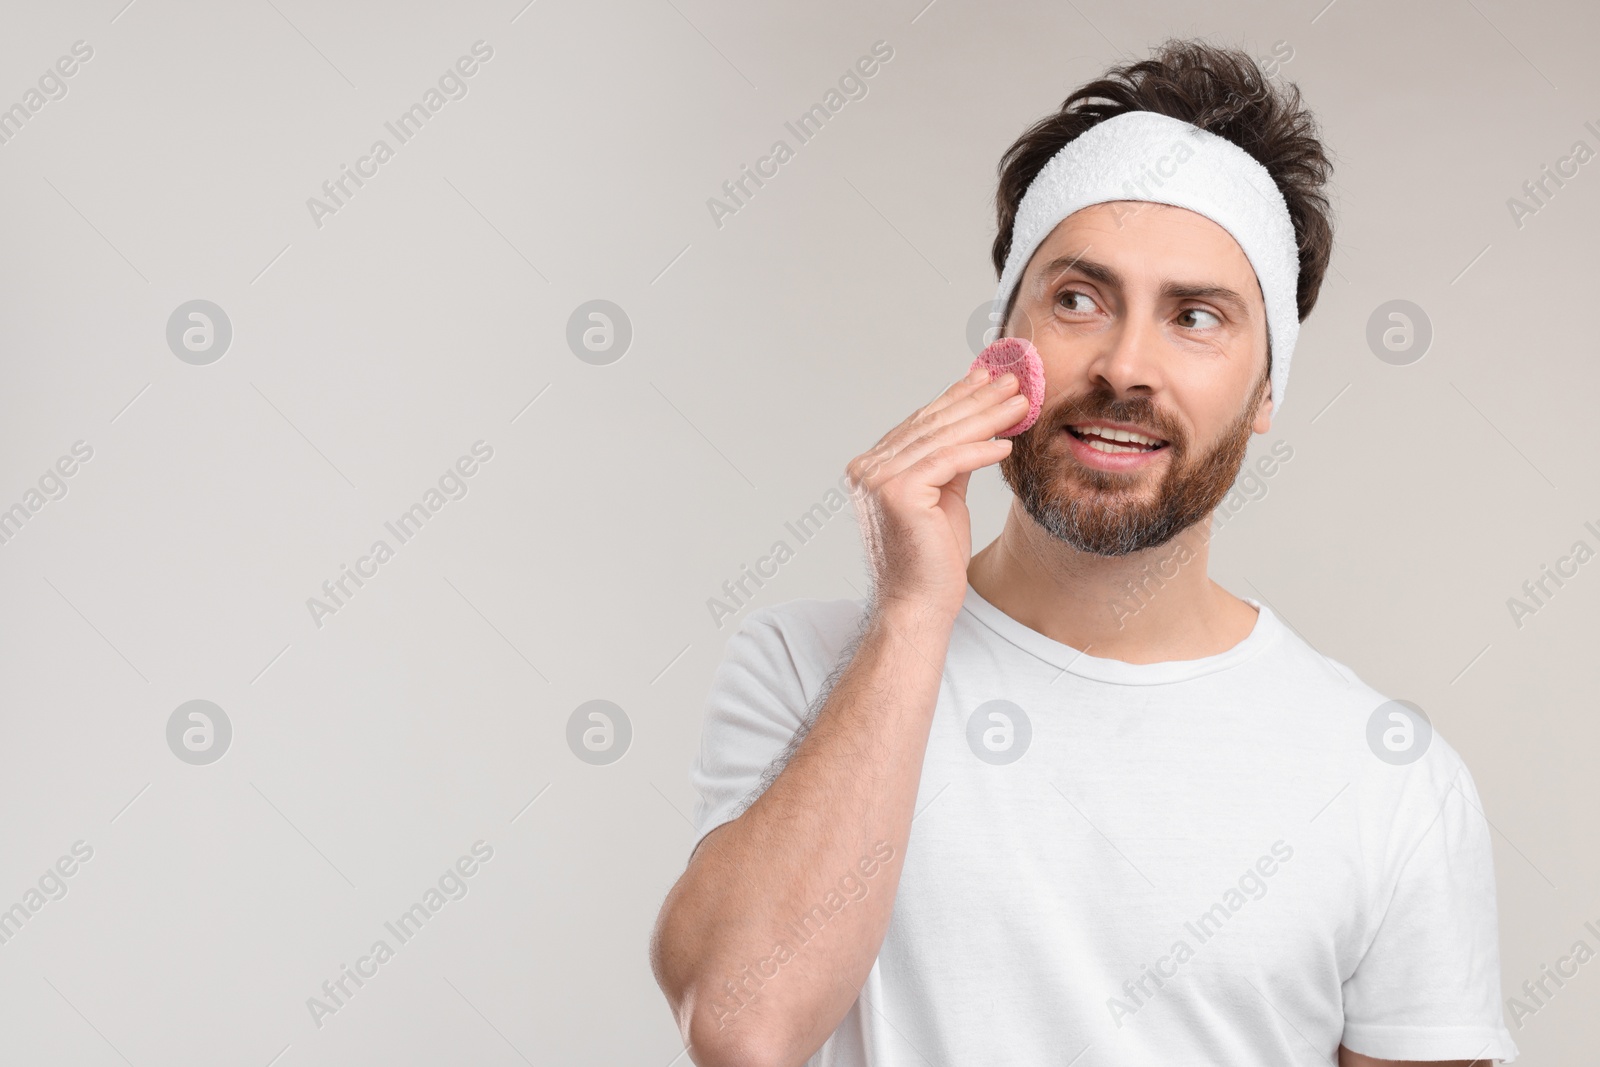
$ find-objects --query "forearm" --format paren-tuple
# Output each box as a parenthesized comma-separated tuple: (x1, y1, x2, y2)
(653, 601, 954, 1067)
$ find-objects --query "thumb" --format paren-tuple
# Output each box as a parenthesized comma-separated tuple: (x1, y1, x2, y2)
(943, 467, 974, 506)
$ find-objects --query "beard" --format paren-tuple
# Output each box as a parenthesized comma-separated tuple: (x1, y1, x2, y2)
(998, 371, 1267, 557)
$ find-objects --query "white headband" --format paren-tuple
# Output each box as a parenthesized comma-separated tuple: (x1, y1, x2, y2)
(992, 110, 1301, 413)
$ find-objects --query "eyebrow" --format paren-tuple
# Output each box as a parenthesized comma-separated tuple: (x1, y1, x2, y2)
(1033, 251, 1254, 319)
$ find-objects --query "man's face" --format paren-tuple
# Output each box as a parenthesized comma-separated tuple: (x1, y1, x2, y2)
(998, 201, 1274, 557)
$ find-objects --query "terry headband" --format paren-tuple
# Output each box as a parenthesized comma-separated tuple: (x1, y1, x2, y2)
(992, 109, 1301, 413)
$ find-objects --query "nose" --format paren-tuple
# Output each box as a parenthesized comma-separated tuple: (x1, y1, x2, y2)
(1083, 306, 1163, 400)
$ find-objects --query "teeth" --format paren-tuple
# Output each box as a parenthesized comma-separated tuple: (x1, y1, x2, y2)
(1072, 424, 1163, 446)
(1085, 438, 1148, 454)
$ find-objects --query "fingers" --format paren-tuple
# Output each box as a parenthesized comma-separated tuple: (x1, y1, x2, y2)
(849, 389, 1024, 493)
(881, 438, 1014, 506)
(915, 362, 988, 414)
(864, 365, 993, 459)
(858, 374, 1025, 486)
(922, 362, 991, 415)
(847, 357, 1028, 496)
(924, 372, 1029, 442)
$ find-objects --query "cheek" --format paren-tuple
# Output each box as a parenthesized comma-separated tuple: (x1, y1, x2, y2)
(1005, 302, 1043, 344)
(1027, 302, 1092, 345)
(1009, 292, 1086, 345)
(1164, 345, 1254, 407)
(1033, 354, 1076, 412)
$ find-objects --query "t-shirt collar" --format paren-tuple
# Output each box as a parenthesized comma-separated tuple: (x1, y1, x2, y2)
(959, 580, 1283, 685)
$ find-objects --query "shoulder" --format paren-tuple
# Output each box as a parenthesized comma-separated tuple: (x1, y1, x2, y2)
(702, 595, 872, 722)
(1285, 648, 1486, 903)
(691, 595, 871, 824)
(1257, 617, 1477, 811)
(736, 595, 870, 669)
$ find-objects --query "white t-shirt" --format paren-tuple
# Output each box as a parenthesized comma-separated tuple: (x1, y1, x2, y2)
(689, 582, 1519, 1065)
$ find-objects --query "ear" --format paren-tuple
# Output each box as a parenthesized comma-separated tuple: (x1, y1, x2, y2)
(1250, 362, 1274, 434)
(1252, 389, 1274, 434)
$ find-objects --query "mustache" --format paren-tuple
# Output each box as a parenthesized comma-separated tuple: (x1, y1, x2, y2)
(1036, 389, 1187, 452)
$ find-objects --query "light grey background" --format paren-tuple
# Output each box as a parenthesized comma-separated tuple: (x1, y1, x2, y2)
(0, 0, 1594, 1063)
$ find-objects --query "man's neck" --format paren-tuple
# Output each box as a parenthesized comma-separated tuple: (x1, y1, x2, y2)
(966, 503, 1258, 665)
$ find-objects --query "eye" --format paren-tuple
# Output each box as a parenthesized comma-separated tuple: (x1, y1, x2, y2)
(1176, 307, 1222, 329)
(1057, 288, 1100, 314)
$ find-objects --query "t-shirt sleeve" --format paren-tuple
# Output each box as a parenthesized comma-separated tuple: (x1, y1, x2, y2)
(687, 607, 822, 856)
(1340, 751, 1520, 1063)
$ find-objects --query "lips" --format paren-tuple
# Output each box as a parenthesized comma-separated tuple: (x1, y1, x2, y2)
(1065, 422, 1169, 455)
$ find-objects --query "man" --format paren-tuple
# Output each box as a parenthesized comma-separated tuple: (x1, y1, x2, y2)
(651, 39, 1517, 1067)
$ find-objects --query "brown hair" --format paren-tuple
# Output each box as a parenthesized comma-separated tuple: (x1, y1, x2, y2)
(992, 38, 1334, 334)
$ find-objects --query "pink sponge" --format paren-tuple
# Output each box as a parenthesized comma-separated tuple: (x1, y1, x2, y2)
(969, 336, 1045, 437)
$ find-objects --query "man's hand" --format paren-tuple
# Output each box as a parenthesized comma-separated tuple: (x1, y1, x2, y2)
(846, 361, 1026, 622)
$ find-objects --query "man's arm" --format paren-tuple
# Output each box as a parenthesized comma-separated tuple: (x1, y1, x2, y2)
(650, 601, 953, 1067)
(650, 365, 1025, 1067)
